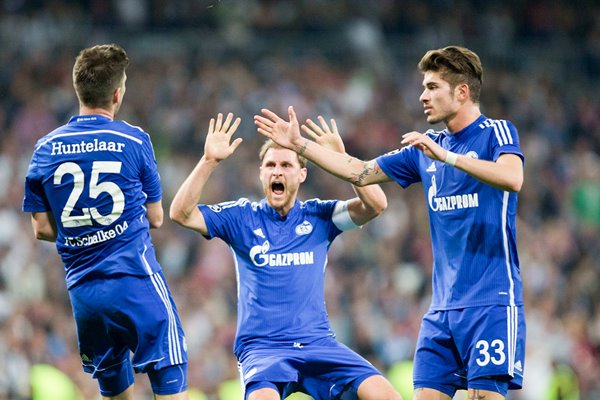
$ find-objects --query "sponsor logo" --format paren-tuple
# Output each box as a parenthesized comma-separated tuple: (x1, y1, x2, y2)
(249, 240, 314, 267)
(426, 162, 437, 173)
(428, 176, 479, 212)
(253, 228, 265, 238)
(514, 360, 523, 371)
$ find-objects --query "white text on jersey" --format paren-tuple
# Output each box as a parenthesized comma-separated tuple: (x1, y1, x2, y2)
(431, 193, 479, 211)
(51, 139, 125, 155)
(64, 220, 129, 247)
(428, 175, 479, 212)
(249, 240, 314, 267)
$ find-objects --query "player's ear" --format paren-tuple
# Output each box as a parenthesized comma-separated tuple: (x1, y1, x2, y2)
(112, 87, 121, 105)
(456, 83, 470, 102)
(299, 167, 307, 183)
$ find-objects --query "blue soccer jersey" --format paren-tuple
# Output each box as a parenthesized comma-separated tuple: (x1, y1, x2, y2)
(22, 115, 163, 288)
(377, 115, 524, 310)
(199, 198, 343, 357)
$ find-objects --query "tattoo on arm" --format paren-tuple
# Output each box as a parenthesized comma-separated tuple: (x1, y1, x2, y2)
(351, 162, 375, 185)
(298, 140, 308, 157)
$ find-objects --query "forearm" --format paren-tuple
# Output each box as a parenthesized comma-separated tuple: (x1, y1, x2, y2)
(146, 201, 163, 229)
(31, 213, 57, 242)
(452, 153, 523, 192)
(293, 138, 385, 186)
(35, 230, 57, 242)
(169, 157, 218, 225)
(349, 184, 388, 225)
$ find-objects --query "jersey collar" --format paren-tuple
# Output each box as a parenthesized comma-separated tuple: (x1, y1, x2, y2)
(261, 198, 301, 221)
(446, 114, 486, 143)
(68, 114, 113, 124)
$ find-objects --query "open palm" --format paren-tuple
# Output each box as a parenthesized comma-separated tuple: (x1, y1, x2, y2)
(204, 112, 242, 162)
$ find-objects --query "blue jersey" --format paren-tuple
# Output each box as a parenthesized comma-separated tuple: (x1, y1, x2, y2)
(377, 115, 524, 310)
(199, 198, 343, 357)
(22, 115, 163, 289)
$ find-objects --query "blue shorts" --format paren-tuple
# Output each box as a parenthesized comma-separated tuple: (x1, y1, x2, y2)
(68, 271, 188, 396)
(238, 337, 381, 400)
(413, 305, 525, 398)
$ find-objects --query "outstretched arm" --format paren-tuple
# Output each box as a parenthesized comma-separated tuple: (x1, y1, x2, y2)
(255, 106, 391, 187)
(401, 131, 523, 192)
(302, 116, 386, 225)
(170, 113, 242, 235)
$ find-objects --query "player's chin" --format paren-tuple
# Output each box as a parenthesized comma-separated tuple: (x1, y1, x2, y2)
(426, 115, 441, 125)
(268, 192, 286, 205)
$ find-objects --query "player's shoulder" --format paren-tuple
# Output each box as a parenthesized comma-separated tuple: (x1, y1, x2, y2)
(112, 120, 152, 143)
(300, 198, 337, 208)
(33, 124, 69, 151)
(422, 128, 447, 145)
(425, 128, 443, 138)
(476, 117, 518, 143)
(205, 197, 255, 214)
(477, 117, 516, 129)
(299, 198, 338, 216)
(477, 117, 517, 133)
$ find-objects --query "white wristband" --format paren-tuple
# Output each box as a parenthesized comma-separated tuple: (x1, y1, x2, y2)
(445, 151, 458, 167)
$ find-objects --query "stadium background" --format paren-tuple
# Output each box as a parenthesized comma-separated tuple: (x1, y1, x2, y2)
(1, 1, 599, 399)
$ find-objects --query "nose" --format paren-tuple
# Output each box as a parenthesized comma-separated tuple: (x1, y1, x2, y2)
(272, 165, 283, 175)
(419, 90, 428, 103)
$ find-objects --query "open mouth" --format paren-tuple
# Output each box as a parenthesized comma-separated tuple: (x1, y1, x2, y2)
(271, 182, 284, 195)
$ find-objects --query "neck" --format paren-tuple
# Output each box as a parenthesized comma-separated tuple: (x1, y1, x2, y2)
(79, 105, 114, 120)
(273, 204, 291, 218)
(446, 105, 481, 133)
(267, 199, 296, 218)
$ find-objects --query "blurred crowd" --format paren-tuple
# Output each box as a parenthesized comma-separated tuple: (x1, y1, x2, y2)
(1, 1, 599, 399)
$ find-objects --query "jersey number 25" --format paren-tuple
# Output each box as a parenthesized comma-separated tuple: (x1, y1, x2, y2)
(54, 161, 124, 227)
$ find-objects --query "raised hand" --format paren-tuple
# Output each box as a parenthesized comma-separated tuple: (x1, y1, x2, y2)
(301, 116, 345, 154)
(254, 106, 302, 149)
(401, 131, 445, 161)
(204, 112, 243, 162)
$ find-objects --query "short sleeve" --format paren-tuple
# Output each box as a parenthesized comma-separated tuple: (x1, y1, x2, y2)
(198, 199, 249, 242)
(490, 120, 524, 164)
(22, 153, 50, 212)
(139, 133, 162, 203)
(376, 145, 422, 188)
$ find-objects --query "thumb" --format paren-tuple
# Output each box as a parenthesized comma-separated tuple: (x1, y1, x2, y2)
(230, 137, 243, 152)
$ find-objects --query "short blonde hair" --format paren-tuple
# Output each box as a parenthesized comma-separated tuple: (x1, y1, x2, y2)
(259, 139, 308, 168)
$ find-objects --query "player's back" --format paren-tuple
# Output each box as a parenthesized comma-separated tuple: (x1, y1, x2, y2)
(23, 115, 163, 288)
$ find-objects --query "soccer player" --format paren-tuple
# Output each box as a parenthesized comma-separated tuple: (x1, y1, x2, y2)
(255, 45, 526, 400)
(170, 112, 402, 400)
(22, 44, 188, 400)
